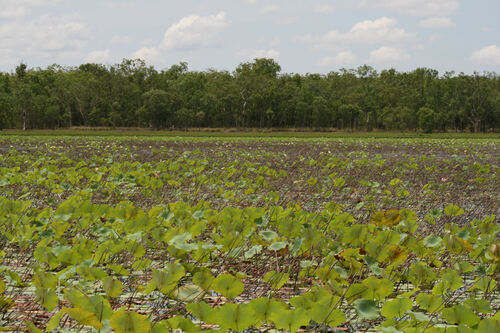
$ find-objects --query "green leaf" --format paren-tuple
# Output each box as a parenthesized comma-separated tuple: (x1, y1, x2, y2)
(408, 310, 431, 322)
(260, 230, 278, 242)
(107, 264, 130, 276)
(408, 261, 436, 286)
(473, 276, 496, 292)
(151, 262, 186, 294)
(174, 284, 204, 302)
(345, 283, 369, 302)
(454, 261, 474, 274)
(441, 305, 480, 326)
(32, 271, 58, 290)
(423, 235, 442, 248)
(444, 205, 465, 216)
(381, 298, 413, 318)
(263, 271, 289, 290)
(463, 298, 492, 313)
(416, 293, 443, 312)
(103, 277, 123, 298)
(186, 302, 213, 323)
(64, 289, 113, 322)
(361, 277, 394, 300)
(193, 269, 215, 291)
(268, 241, 288, 251)
(270, 308, 310, 332)
(244, 245, 262, 259)
(354, 299, 380, 320)
(309, 306, 346, 328)
(25, 321, 43, 333)
(164, 316, 201, 332)
(212, 273, 244, 299)
(214, 303, 256, 331)
(440, 270, 463, 291)
(149, 322, 168, 333)
(334, 177, 345, 188)
(35, 288, 59, 312)
(248, 297, 288, 323)
(63, 307, 103, 330)
(46, 311, 64, 332)
(289, 237, 304, 256)
(478, 318, 500, 332)
(110, 309, 151, 333)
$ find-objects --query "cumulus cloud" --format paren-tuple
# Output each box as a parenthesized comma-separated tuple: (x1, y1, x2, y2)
(418, 17, 455, 29)
(0, 13, 88, 60)
(84, 49, 111, 63)
(470, 45, 500, 66)
(358, 0, 459, 17)
(317, 51, 357, 67)
(0, 48, 17, 69)
(297, 17, 416, 50)
(132, 47, 161, 64)
(161, 12, 229, 50)
(0, 0, 65, 19)
(237, 48, 280, 60)
(429, 34, 443, 43)
(369, 46, 410, 63)
(131, 12, 229, 66)
(102, 1, 135, 9)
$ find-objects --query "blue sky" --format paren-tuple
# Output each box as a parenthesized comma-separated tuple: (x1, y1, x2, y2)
(0, 0, 499, 74)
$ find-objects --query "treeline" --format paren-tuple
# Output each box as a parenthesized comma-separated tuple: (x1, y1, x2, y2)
(0, 58, 499, 132)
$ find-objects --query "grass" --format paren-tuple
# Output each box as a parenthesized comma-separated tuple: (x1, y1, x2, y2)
(1, 128, 499, 139)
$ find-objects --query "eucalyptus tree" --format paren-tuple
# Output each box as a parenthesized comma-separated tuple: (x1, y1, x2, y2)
(14, 63, 31, 130)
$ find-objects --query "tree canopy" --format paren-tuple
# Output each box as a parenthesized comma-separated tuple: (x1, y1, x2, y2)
(0, 59, 498, 132)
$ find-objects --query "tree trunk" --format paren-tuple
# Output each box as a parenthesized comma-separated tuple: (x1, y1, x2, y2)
(22, 109, 26, 130)
(469, 116, 480, 133)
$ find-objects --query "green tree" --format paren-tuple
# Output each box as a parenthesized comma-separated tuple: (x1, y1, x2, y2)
(14, 63, 31, 130)
(142, 89, 171, 129)
(418, 107, 435, 133)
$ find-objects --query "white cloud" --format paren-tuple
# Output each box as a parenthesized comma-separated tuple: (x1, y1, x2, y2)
(0, 6, 30, 19)
(349, 17, 415, 44)
(111, 35, 134, 44)
(0, 14, 88, 60)
(0, 48, 17, 69)
(429, 34, 443, 43)
(161, 12, 229, 50)
(318, 51, 357, 67)
(237, 48, 280, 60)
(358, 0, 459, 17)
(84, 49, 111, 63)
(102, 1, 135, 9)
(418, 17, 455, 29)
(470, 45, 500, 66)
(260, 4, 279, 14)
(0, 0, 65, 19)
(132, 47, 161, 63)
(297, 17, 416, 50)
(313, 3, 336, 14)
(368, 46, 410, 63)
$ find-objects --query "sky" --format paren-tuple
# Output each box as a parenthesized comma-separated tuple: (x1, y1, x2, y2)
(0, 0, 499, 74)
